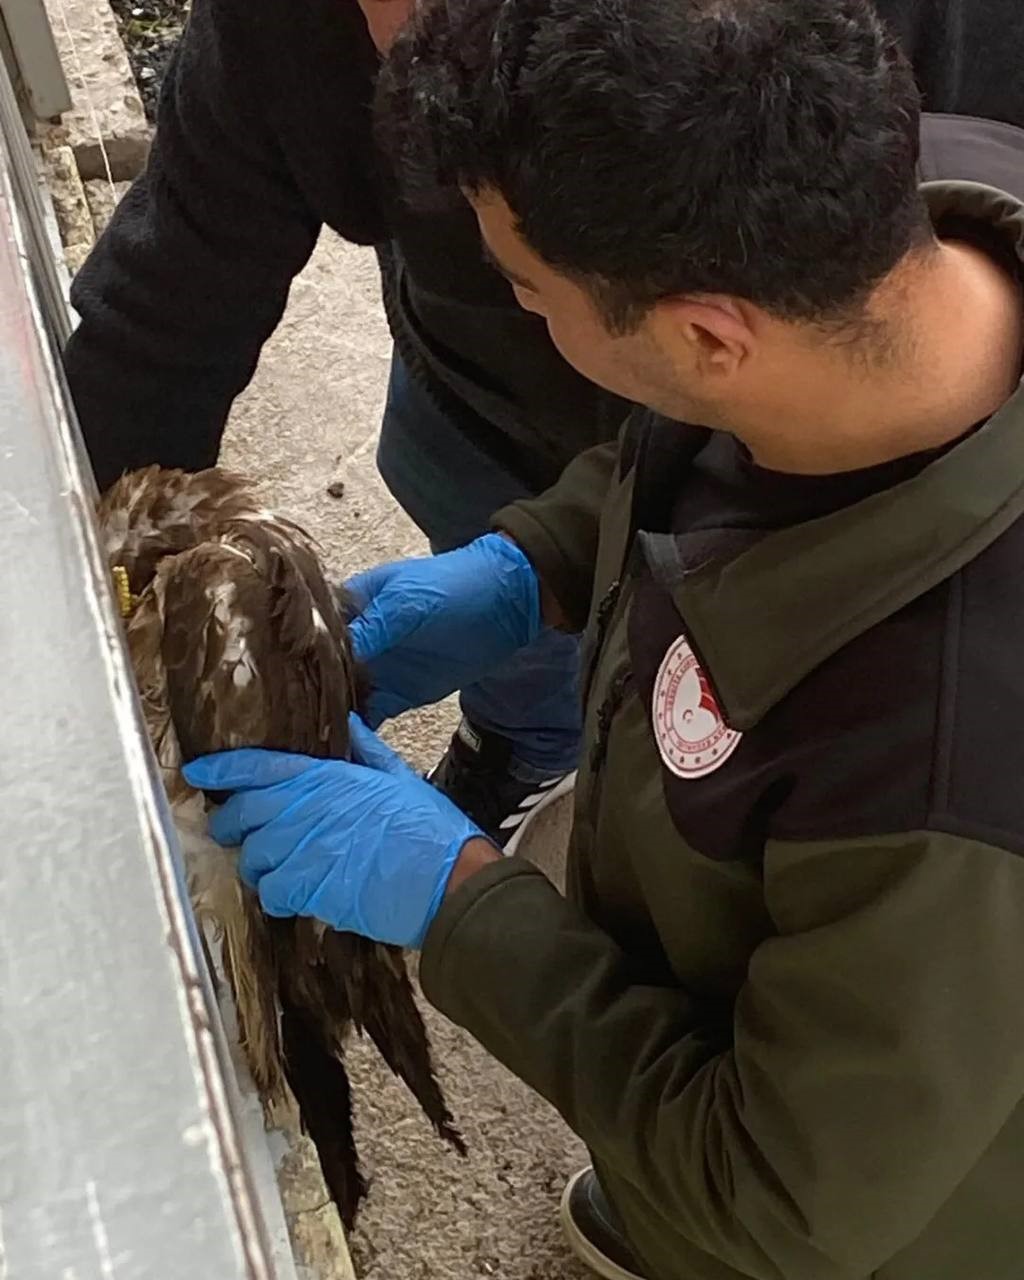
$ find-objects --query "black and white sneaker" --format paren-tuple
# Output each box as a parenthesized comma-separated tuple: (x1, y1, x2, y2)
(429, 718, 575, 854)
(560, 1168, 647, 1280)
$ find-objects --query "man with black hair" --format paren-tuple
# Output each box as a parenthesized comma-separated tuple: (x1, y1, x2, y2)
(184, 2, 1024, 1278)
(68, 0, 1024, 851)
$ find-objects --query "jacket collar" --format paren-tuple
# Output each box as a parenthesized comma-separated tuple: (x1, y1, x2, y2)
(642, 180, 1024, 733)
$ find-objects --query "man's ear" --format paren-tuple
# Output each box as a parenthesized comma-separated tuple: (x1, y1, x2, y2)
(654, 295, 757, 376)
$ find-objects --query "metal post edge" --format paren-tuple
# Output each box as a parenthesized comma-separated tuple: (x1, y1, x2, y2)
(0, 67, 298, 1280)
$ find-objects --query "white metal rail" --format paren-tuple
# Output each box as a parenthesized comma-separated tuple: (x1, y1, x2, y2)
(0, 46, 293, 1280)
(0, 0, 70, 122)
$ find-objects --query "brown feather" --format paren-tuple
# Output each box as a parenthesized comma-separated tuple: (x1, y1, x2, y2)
(98, 465, 464, 1228)
(279, 1003, 366, 1231)
(322, 932, 467, 1156)
(219, 888, 287, 1106)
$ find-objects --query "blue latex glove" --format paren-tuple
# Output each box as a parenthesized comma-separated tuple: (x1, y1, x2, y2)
(345, 533, 541, 727)
(182, 715, 487, 948)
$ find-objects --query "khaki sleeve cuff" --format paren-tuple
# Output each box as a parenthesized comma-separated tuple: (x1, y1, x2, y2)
(420, 858, 554, 1006)
(493, 500, 594, 633)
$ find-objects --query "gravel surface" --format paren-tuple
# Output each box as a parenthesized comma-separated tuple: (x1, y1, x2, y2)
(108, 0, 189, 119)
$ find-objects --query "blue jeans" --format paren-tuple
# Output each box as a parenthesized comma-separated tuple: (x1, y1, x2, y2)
(376, 356, 581, 774)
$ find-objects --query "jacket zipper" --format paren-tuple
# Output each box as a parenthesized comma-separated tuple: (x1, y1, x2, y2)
(580, 576, 623, 708)
(589, 669, 634, 777)
(578, 414, 653, 708)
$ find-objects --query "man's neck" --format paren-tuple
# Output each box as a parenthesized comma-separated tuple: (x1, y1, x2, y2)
(737, 240, 1023, 475)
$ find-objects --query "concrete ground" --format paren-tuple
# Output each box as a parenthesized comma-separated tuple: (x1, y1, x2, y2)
(221, 231, 593, 1280)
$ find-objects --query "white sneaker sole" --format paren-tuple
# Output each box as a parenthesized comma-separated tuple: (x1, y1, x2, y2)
(502, 769, 577, 856)
(559, 1169, 645, 1280)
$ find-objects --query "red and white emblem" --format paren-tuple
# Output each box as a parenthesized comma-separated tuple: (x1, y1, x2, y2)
(652, 635, 741, 779)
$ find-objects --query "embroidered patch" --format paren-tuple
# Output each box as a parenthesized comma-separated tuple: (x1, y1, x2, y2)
(652, 635, 741, 778)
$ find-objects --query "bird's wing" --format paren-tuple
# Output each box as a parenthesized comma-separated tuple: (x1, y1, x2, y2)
(98, 465, 263, 601)
(122, 576, 182, 791)
(158, 517, 463, 1214)
(154, 524, 359, 1111)
(158, 524, 356, 763)
(152, 524, 365, 1208)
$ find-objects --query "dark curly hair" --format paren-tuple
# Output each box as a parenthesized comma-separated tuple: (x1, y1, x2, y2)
(376, 0, 931, 334)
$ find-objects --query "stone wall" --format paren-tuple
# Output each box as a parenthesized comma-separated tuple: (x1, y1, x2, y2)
(36, 0, 148, 273)
(42, 0, 149, 178)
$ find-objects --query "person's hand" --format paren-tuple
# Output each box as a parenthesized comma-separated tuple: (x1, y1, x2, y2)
(345, 533, 541, 728)
(182, 715, 500, 949)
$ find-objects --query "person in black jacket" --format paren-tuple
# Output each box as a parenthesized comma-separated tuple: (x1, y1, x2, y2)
(64, 0, 1024, 838)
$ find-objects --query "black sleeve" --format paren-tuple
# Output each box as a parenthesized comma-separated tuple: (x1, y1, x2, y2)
(63, 0, 321, 490)
(875, 0, 1024, 129)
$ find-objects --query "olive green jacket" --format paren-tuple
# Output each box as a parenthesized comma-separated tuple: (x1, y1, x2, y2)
(420, 122, 1024, 1280)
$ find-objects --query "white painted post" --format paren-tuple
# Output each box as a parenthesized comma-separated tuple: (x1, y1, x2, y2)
(0, 0, 70, 120)
(0, 59, 298, 1280)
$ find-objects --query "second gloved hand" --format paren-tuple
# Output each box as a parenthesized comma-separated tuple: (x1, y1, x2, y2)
(344, 533, 541, 727)
(182, 715, 491, 949)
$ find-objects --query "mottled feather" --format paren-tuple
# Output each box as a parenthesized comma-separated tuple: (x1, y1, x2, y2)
(98, 465, 463, 1228)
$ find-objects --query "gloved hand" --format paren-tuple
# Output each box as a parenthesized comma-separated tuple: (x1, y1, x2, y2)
(345, 533, 541, 727)
(182, 715, 493, 948)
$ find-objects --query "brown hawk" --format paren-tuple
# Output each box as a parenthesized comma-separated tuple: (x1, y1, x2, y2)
(97, 464, 464, 1229)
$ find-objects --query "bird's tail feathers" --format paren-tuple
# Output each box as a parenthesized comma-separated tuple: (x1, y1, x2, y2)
(279, 1000, 367, 1231)
(323, 931, 467, 1157)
